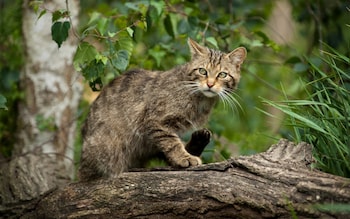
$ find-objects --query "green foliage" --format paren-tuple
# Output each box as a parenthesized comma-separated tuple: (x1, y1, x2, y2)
(0, 95, 7, 110)
(0, 0, 23, 71)
(74, 0, 277, 92)
(0, 0, 24, 157)
(290, 0, 349, 53)
(263, 46, 350, 177)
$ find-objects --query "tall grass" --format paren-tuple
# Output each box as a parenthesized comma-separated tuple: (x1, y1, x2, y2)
(263, 46, 350, 177)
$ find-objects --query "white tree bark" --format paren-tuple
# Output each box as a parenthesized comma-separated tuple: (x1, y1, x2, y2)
(16, 0, 81, 180)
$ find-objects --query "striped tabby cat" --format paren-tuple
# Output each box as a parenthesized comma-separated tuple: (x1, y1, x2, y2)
(79, 39, 246, 180)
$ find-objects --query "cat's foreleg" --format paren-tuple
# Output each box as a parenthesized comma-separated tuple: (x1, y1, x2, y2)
(145, 122, 202, 168)
(185, 128, 211, 156)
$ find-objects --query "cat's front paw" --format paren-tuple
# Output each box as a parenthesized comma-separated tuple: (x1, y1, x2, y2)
(176, 154, 202, 168)
(186, 128, 212, 156)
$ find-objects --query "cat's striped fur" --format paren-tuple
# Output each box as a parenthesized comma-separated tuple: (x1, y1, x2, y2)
(79, 39, 246, 180)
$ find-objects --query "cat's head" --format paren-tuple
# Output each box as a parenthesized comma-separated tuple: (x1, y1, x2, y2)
(186, 38, 246, 99)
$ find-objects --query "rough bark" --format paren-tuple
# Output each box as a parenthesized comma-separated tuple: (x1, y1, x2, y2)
(3, 139, 346, 219)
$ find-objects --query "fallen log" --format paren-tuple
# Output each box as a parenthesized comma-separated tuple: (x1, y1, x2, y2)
(30, 139, 350, 219)
(1, 139, 349, 218)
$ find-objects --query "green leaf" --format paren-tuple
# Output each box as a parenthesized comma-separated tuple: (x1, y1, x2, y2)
(125, 2, 141, 11)
(146, 3, 162, 30)
(81, 24, 97, 39)
(52, 10, 67, 23)
(29, 0, 43, 14)
(38, 9, 47, 20)
(205, 37, 218, 49)
(51, 21, 70, 48)
(116, 32, 134, 56)
(111, 50, 129, 71)
(125, 2, 148, 15)
(88, 12, 101, 25)
(96, 17, 108, 35)
(108, 31, 116, 38)
(126, 27, 134, 37)
(164, 14, 177, 38)
(95, 54, 108, 65)
(146, 6, 155, 30)
(0, 94, 8, 110)
(83, 61, 104, 80)
(73, 42, 98, 71)
(151, 1, 165, 16)
(86, 11, 107, 35)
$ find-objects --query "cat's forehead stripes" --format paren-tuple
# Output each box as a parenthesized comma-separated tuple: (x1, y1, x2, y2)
(208, 49, 224, 66)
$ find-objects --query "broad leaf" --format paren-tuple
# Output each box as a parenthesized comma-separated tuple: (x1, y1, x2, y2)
(206, 37, 218, 49)
(82, 60, 104, 80)
(126, 27, 134, 38)
(116, 32, 134, 56)
(52, 10, 63, 23)
(111, 50, 129, 71)
(164, 14, 177, 38)
(73, 42, 98, 71)
(51, 21, 70, 48)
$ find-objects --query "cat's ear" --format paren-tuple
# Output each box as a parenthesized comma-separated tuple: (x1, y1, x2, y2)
(225, 47, 247, 67)
(188, 38, 209, 58)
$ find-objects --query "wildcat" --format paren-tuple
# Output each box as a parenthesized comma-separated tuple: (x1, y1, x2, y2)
(79, 38, 246, 181)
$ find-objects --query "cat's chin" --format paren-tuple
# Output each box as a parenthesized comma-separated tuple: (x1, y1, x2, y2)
(201, 90, 218, 98)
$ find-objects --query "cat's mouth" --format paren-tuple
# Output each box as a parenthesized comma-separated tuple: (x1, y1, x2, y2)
(201, 89, 218, 98)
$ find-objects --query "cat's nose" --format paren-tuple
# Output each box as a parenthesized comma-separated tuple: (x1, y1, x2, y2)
(207, 82, 214, 88)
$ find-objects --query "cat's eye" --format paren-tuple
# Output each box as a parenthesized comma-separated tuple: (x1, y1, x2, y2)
(217, 72, 228, 78)
(198, 68, 207, 75)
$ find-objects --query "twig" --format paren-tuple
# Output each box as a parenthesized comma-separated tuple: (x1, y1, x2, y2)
(65, 0, 81, 40)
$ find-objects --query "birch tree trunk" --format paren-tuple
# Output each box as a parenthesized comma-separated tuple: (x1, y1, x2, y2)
(0, 0, 81, 210)
(18, 0, 81, 178)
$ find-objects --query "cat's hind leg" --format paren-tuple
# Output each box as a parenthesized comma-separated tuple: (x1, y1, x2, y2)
(185, 128, 211, 156)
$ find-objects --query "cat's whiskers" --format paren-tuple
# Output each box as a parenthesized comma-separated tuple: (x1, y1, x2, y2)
(219, 88, 242, 113)
(180, 81, 201, 95)
(229, 89, 244, 112)
(219, 92, 235, 112)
